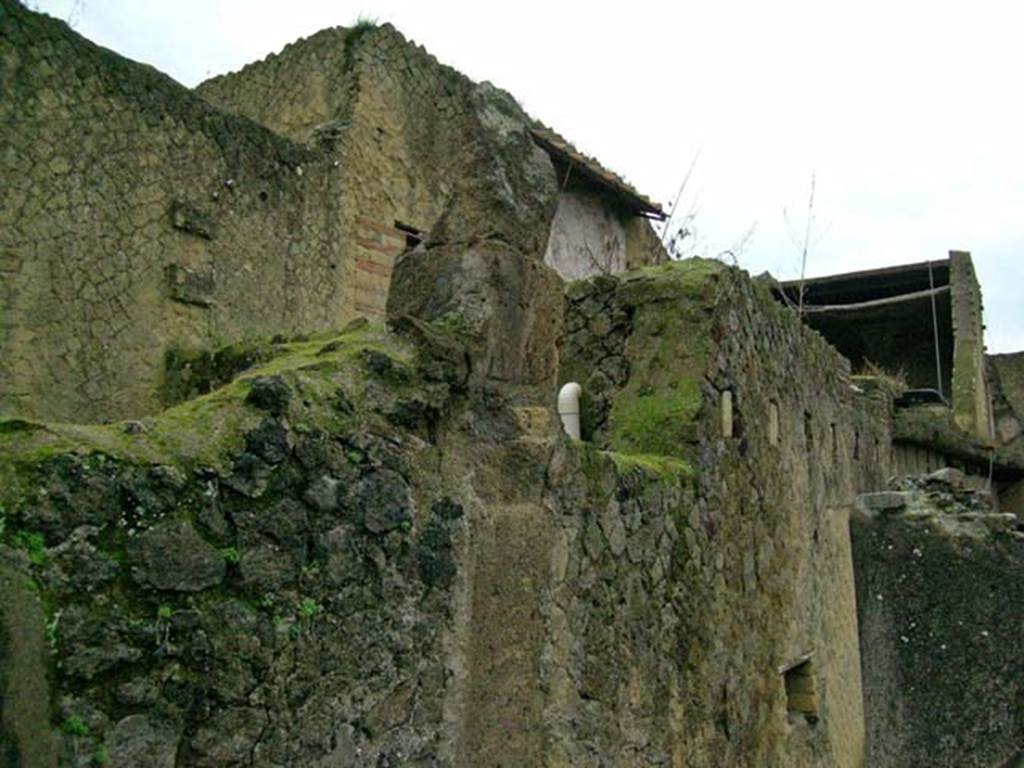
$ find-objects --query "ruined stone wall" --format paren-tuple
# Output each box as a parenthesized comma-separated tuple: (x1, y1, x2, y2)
(990, 352, 1024, 448)
(852, 480, 1024, 767)
(196, 27, 356, 146)
(557, 259, 893, 766)
(0, 327, 472, 766)
(0, 1, 350, 423)
(200, 23, 559, 320)
(989, 352, 1024, 515)
(561, 260, 893, 494)
(337, 27, 479, 318)
(204, 24, 435, 323)
(950, 251, 994, 441)
(0, 255, 896, 767)
(0, 6, 565, 424)
(200, 21, 664, 315)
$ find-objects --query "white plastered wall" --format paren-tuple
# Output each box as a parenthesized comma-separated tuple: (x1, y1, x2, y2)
(543, 190, 626, 281)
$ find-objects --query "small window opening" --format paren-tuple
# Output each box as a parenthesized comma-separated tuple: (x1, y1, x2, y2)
(853, 431, 860, 460)
(768, 401, 779, 447)
(803, 411, 813, 450)
(721, 390, 734, 438)
(782, 657, 819, 725)
(830, 423, 838, 456)
(394, 220, 423, 248)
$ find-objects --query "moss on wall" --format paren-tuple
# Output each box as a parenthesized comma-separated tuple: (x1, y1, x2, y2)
(0, 321, 461, 765)
(560, 259, 721, 457)
(0, 249, 900, 766)
(558, 256, 895, 766)
(608, 379, 701, 456)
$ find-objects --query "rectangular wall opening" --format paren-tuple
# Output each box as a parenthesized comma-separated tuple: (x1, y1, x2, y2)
(394, 220, 423, 248)
(782, 656, 819, 725)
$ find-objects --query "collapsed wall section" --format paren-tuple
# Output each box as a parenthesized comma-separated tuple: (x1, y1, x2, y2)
(0, 1, 348, 423)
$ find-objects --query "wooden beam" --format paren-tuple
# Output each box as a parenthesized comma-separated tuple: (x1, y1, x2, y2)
(800, 285, 950, 314)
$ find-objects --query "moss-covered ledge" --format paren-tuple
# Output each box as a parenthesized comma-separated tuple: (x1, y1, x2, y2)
(0, 323, 414, 478)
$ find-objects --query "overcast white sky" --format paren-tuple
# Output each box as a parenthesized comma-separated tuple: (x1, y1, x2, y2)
(32, 0, 1024, 352)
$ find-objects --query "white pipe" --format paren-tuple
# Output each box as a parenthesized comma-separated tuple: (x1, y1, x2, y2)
(557, 382, 582, 439)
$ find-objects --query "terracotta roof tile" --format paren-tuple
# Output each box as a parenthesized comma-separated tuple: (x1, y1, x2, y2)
(529, 126, 665, 219)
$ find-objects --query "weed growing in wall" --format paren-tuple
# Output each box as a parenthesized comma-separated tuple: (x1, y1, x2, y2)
(11, 530, 46, 566)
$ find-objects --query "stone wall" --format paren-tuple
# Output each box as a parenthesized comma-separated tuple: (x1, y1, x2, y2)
(6, 3, 1020, 764)
(4, 249, 1018, 767)
(0, 9, 562, 423)
(196, 26, 356, 146)
(989, 352, 1024, 515)
(1, 4, 665, 424)
(0, 326, 473, 766)
(990, 352, 1024, 449)
(0, 255, 896, 767)
(200, 23, 561, 321)
(852, 475, 1024, 767)
(0, 1, 348, 423)
(200, 23, 665, 316)
(558, 258, 894, 766)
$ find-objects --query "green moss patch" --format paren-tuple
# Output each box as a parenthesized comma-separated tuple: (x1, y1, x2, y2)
(0, 323, 414, 477)
(608, 379, 702, 458)
(606, 451, 695, 483)
(615, 257, 724, 299)
(161, 339, 278, 407)
(562, 258, 720, 458)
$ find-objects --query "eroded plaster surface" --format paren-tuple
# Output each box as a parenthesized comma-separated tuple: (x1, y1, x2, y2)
(544, 190, 627, 281)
